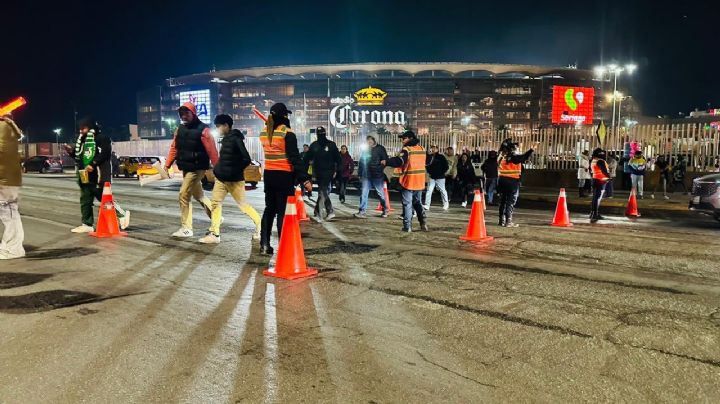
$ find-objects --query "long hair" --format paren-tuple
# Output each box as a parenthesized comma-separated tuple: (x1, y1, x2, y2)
(265, 114, 275, 143)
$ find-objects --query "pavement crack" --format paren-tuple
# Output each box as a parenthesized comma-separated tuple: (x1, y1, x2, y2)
(415, 350, 497, 388)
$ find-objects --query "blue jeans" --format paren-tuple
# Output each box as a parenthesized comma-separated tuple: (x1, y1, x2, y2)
(498, 178, 520, 224)
(401, 189, 425, 230)
(485, 177, 498, 204)
(359, 177, 387, 213)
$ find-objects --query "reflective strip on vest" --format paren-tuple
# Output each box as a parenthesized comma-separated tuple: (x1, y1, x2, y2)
(400, 145, 426, 191)
(260, 125, 292, 172)
(592, 158, 609, 181)
(499, 160, 522, 179)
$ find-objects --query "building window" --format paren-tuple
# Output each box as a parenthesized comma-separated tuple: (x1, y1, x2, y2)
(495, 87, 532, 95)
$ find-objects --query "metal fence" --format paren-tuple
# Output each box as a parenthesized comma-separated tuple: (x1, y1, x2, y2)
(109, 123, 720, 173)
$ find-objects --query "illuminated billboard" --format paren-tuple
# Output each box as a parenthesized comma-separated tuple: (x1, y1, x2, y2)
(551, 86, 594, 125)
(179, 89, 212, 124)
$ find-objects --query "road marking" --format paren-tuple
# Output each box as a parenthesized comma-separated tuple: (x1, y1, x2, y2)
(264, 283, 278, 404)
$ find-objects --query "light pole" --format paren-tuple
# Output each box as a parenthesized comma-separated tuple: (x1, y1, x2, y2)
(594, 63, 636, 133)
(53, 128, 62, 156)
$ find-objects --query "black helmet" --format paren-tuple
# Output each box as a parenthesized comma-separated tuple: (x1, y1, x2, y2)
(398, 129, 417, 139)
(591, 147, 606, 158)
(316, 126, 327, 138)
(499, 138, 517, 153)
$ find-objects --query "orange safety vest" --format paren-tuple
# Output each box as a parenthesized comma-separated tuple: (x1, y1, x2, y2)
(591, 158, 609, 181)
(498, 158, 522, 179)
(399, 145, 426, 191)
(260, 125, 293, 172)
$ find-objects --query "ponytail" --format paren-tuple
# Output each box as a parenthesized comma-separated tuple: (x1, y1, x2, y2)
(265, 114, 275, 143)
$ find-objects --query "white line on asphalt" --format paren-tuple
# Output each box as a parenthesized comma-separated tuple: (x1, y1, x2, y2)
(264, 282, 278, 404)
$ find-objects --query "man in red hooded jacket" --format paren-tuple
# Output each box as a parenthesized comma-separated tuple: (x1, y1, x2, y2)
(165, 102, 219, 238)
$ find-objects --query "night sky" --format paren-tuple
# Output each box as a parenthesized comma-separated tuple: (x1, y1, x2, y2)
(3, 0, 718, 141)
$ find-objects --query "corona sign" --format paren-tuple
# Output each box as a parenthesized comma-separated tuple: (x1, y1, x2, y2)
(329, 86, 406, 129)
(551, 86, 594, 125)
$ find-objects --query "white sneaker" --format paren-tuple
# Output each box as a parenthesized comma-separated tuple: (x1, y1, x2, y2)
(422, 205, 430, 211)
(253, 229, 261, 240)
(664, 195, 670, 200)
(461, 201, 467, 208)
(0, 250, 25, 260)
(71, 224, 94, 233)
(326, 212, 336, 221)
(443, 204, 449, 210)
(172, 228, 193, 238)
(119, 211, 131, 230)
(199, 232, 220, 244)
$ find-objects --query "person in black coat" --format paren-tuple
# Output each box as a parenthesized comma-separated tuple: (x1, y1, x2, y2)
(199, 114, 262, 244)
(303, 126, 341, 221)
(456, 153, 478, 208)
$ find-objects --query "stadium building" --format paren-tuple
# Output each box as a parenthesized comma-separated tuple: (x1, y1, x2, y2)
(137, 62, 629, 141)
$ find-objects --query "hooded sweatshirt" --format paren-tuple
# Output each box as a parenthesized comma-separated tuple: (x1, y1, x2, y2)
(304, 134, 341, 179)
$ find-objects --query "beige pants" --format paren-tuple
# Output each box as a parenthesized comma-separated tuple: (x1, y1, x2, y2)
(0, 186, 25, 258)
(209, 180, 261, 235)
(179, 170, 212, 230)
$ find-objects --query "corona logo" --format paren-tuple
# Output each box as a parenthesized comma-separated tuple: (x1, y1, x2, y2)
(353, 86, 387, 106)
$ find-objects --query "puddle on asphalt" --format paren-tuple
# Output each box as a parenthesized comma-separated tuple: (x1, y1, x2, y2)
(24, 247, 99, 261)
(304, 241, 379, 255)
(0, 272, 53, 289)
(0, 289, 104, 314)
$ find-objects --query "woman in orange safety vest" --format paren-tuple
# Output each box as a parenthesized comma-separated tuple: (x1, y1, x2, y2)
(497, 138, 534, 227)
(589, 147, 611, 223)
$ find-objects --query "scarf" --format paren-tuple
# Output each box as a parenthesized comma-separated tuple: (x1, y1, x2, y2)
(75, 129, 96, 167)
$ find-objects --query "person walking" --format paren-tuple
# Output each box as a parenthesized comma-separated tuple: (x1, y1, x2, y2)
(384, 130, 428, 232)
(589, 148, 611, 223)
(354, 136, 389, 218)
(651, 155, 670, 200)
(577, 150, 591, 197)
(444, 147, 458, 202)
(457, 153, 478, 208)
(199, 114, 261, 244)
(470, 147, 482, 164)
(299, 144, 312, 198)
(0, 114, 25, 259)
(338, 145, 354, 203)
(164, 102, 218, 238)
(497, 138, 533, 227)
(628, 150, 647, 199)
(259, 103, 312, 255)
(671, 156, 688, 194)
(605, 152, 618, 198)
(423, 144, 449, 211)
(111, 151, 120, 178)
(481, 150, 499, 205)
(66, 117, 130, 233)
(303, 126, 341, 221)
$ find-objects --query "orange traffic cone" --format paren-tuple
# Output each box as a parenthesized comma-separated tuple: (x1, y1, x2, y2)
(375, 181, 395, 212)
(294, 188, 310, 222)
(551, 188, 573, 227)
(263, 196, 318, 280)
(626, 188, 641, 218)
(90, 182, 127, 238)
(460, 190, 493, 241)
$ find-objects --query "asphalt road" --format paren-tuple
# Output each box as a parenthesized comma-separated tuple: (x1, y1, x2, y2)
(1, 174, 719, 403)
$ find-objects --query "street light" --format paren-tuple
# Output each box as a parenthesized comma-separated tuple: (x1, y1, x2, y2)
(53, 128, 62, 156)
(594, 63, 637, 134)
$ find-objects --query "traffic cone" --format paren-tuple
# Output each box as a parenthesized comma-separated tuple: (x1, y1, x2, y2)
(90, 182, 127, 238)
(551, 188, 573, 227)
(375, 181, 395, 212)
(263, 196, 318, 280)
(459, 190, 493, 241)
(294, 188, 310, 222)
(626, 188, 641, 218)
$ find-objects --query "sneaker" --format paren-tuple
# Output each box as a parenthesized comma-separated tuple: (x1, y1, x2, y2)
(664, 195, 670, 200)
(253, 229, 261, 240)
(71, 224, 94, 233)
(314, 215, 324, 223)
(380, 211, 389, 218)
(326, 212, 336, 221)
(401, 227, 412, 233)
(504, 222, 520, 228)
(461, 201, 467, 208)
(650, 194, 655, 199)
(420, 223, 429, 232)
(442, 204, 449, 211)
(199, 232, 220, 244)
(422, 205, 430, 211)
(0, 250, 25, 260)
(353, 212, 368, 219)
(119, 210, 131, 230)
(172, 228, 193, 238)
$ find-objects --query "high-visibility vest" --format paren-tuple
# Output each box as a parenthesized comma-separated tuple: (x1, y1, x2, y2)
(399, 145, 426, 191)
(498, 158, 522, 179)
(591, 158, 609, 181)
(260, 125, 293, 172)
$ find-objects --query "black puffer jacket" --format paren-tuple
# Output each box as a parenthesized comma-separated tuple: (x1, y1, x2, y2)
(213, 129, 251, 182)
(304, 136, 341, 179)
(426, 153, 449, 179)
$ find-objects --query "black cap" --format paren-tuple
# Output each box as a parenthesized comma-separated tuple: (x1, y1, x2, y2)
(270, 103, 292, 116)
(316, 126, 327, 136)
(398, 129, 416, 139)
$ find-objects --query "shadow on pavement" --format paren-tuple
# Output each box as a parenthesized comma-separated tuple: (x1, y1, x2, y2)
(0, 272, 53, 289)
(0, 289, 145, 314)
(23, 247, 99, 261)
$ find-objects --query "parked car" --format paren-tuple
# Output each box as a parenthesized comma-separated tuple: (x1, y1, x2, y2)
(201, 161, 263, 190)
(118, 156, 141, 177)
(688, 173, 720, 222)
(22, 155, 64, 173)
(135, 156, 165, 178)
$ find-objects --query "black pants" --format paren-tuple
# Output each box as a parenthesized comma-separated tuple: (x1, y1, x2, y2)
(591, 179, 607, 218)
(338, 177, 349, 202)
(314, 176, 334, 217)
(260, 171, 294, 247)
(497, 178, 520, 224)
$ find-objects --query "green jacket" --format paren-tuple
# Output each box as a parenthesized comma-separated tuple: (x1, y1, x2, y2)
(0, 118, 23, 187)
